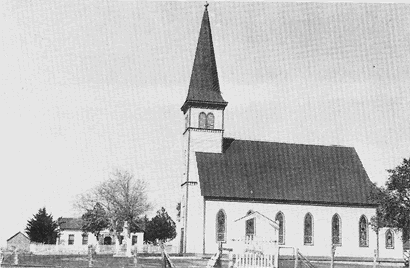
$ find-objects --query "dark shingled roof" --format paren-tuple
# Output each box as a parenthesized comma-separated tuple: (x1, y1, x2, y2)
(181, 6, 227, 113)
(58, 217, 83, 231)
(196, 138, 377, 206)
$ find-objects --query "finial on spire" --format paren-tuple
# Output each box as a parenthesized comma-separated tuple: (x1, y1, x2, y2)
(204, 1, 209, 10)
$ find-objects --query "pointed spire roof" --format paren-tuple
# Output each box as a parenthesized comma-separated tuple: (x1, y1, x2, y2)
(181, 5, 228, 113)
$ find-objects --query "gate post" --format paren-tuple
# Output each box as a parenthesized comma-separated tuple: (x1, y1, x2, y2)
(274, 246, 279, 268)
(294, 248, 298, 268)
(330, 245, 336, 268)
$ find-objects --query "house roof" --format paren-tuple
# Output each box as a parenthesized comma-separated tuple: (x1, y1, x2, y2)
(181, 6, 227, 113)
(58, 217, 83, 231)
(7, 231, 29, 242)
(196, 138, 377, 207)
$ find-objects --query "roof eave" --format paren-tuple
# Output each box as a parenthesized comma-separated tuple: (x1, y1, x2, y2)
(203, 196, 378, 208)
(181, 99, 228, 113)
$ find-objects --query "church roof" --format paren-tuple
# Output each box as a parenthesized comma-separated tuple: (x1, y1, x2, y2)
(181, 5, 227, 113)
(196, 138, 377, 207)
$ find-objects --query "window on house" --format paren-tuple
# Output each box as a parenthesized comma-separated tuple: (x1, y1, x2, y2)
(68, 234, 75, 245)
(216, 209, 226, 242)
(104, 236, 112, 245)
(206, 113, 215, 129)
(304, 213, 313, 245)
(82, 233, 88, 245)
(359, 215, 368, 247)
(386, 229, 394, 249)
(132, 235, 138, 246)
(199, 112, 206, 128)
(275, 212, 285, 245)
(332, 214, 341, 246)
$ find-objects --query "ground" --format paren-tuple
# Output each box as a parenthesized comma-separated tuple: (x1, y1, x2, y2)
(0, 254, 405, 268)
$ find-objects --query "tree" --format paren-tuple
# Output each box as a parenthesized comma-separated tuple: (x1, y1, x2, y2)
(81, 202, 110, 240)
(25, 207, 59, 244)
(371, 158, 410, 241)
(75, 170, 151, 244)
(144, 207, 176, 244)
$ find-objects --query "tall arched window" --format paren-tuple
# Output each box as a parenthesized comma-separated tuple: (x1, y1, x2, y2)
(275, 212, 285, 245)
(304, 213, 313, 245)
(332, 214, 341, 246)
(206, 113, 215, 129)
(385, 229, 394, 249)
(198, 112, 206, 128)
(216, 210, 226, 242)
(359, 215, 368, 247)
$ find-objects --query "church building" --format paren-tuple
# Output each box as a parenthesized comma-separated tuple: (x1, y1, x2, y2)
(179, 5, 403, 259)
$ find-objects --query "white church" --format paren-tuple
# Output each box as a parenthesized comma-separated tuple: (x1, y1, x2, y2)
(178, 5, 404, 260)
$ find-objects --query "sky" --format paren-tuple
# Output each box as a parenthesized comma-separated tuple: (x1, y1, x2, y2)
(0, 1, 409, 246)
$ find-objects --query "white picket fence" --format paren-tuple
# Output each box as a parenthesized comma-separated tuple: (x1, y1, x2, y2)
(29, 243, 178, 255)
(234, 253, 275, 268)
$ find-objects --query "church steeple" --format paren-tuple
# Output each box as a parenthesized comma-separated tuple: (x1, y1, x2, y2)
(181, 4, 228, 113)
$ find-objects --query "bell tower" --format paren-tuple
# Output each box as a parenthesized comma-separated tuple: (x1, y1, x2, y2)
(180, 3, 228, 253)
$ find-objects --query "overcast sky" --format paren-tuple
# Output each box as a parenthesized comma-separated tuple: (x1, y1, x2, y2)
(0, 1, 409, 246)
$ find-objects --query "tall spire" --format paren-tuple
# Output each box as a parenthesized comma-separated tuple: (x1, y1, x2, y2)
(181, 4, 228, 113)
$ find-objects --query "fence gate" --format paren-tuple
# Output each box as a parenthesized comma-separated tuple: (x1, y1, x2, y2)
(233, 252, 275, 268)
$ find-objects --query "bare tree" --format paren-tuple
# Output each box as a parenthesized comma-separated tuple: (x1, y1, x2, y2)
(75, 170, 151, 248)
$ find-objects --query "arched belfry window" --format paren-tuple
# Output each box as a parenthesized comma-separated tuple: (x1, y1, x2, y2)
(275, 212, 285, 245)
(198, 112, 206, 128)
(359, 215, 368, 247)
(304, 213, 313, 245)
(216, 209, 226, 242)
(385, 229, 394, 249)
(206, 113, 215, 129)
(332, 214, 341, 246)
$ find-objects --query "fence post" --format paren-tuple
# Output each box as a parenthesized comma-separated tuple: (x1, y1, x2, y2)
(274, 246, 279, 268)
(133, 246, 138, 268)
(228, 251, 234, 268)
(373, 249, 377, 268)
(330, 245, 335, 268)
(88, 244, 93, 267)
(294, 248, 298, 268)
(13, 248, 18, 265)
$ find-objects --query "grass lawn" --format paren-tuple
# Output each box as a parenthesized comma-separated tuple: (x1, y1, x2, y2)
(1, 254, 405, 268)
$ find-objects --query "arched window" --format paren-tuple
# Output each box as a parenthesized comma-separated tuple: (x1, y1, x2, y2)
(359, 215, 368, 247)
(332, 214, 341, 246)
(385, 229, 394, 249)
(206, 113, 215, 129)
(198, 112, 206, 128)
(304, 213, 313, 245)
(275, 212, 285, 245)
(216, 209, 226, 242)
(245, 210, 255, 238)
